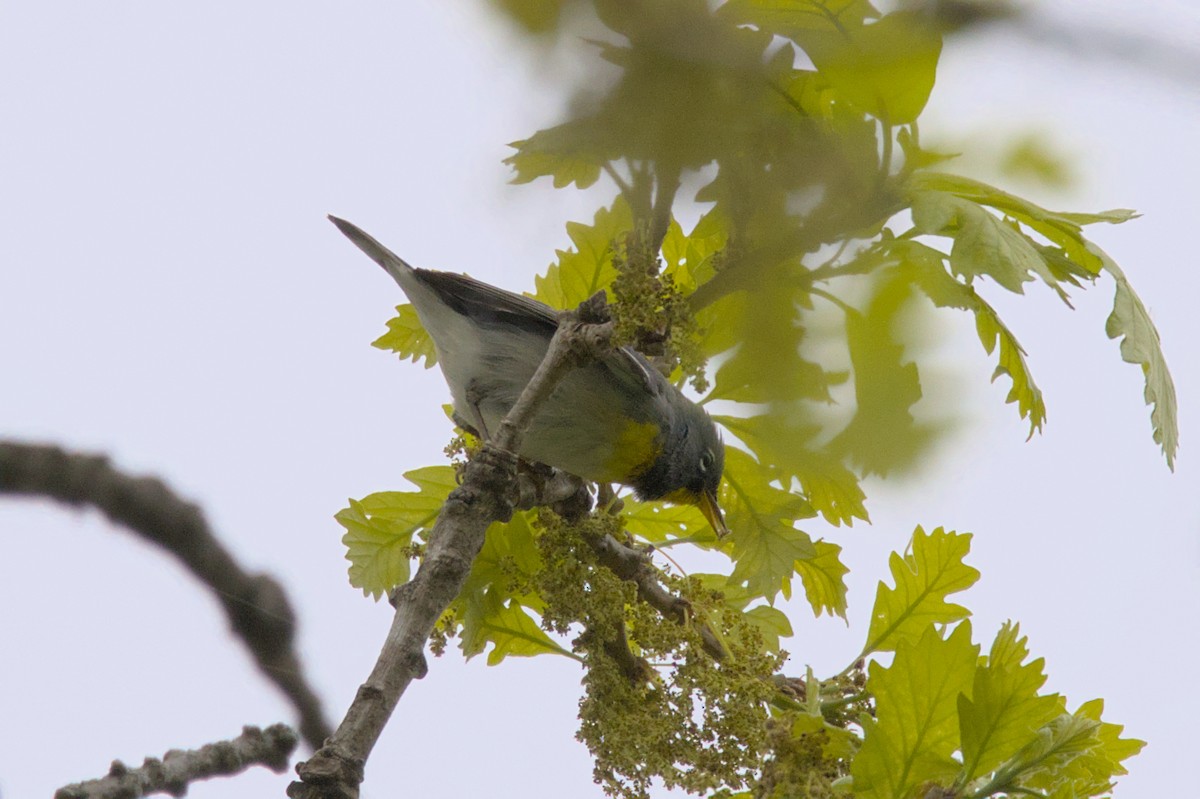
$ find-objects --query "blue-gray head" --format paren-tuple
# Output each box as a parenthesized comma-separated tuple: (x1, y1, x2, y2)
(632, 394, 727, 535)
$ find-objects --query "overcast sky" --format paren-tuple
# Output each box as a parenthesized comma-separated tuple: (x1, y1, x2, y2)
(2, 2, 1197, 797)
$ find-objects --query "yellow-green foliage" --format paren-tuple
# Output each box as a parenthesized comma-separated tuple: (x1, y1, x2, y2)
(344, 2, 1164, 797)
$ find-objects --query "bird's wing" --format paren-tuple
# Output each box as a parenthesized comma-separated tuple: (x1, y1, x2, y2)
(412, 269, 560, 339)
(419, 270, 664, 397)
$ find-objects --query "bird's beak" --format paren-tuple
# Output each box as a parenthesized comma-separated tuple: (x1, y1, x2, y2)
(699, 487, 730, 538)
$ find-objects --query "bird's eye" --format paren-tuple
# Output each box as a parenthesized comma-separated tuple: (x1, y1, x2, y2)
(699, 449, 715, 473)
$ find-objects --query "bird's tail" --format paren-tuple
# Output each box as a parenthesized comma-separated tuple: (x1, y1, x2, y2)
(328, 215, 416, 287)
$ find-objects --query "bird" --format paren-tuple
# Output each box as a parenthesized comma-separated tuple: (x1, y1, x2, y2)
(330, 215, 728, 536)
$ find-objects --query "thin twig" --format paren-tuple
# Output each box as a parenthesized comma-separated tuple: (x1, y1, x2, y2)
(288, 294, 617, 799)
(687, 192, 906, 311)
(592, 619, 652, 683)
(588, 533, 726, 661)
(54, 724, 298, 799)
(602, 161, 635, 200)
(648, 165, 682, 255)
(0, 441, 331, 750)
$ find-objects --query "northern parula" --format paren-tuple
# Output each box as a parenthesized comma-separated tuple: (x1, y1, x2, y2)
(331, 216, 728, 535)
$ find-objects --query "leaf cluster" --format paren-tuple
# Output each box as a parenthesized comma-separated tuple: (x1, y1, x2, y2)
(344, 1, 1168, 796)
(846, 528, 1142, 799)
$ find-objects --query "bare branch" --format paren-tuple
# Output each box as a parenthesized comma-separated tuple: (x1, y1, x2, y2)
(289, 295, 616, 799)
(54, 724, 298, 799)
(0, 441, 331, 750)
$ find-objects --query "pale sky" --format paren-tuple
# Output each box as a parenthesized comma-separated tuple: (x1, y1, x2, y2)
(1, 2, 1196, 798)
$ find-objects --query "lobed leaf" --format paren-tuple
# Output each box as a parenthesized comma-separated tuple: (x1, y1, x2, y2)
(910, 190, 1053, 295)
(372, 303, 437, 368)
(459, 509, 544, 601)
(459, 590, 573, 665)
(715, 413, 868, 527)
(530, 197, 633, 309)
(799, 11, 942, 125)
(830, 270, 932, 477)
(620, 497, 716, 547)
(1091, 243, 1179, 470)
(661, 209, 729, 295)
(997, 699, 1145, 797)
(861, 526, 979, 656)
(693, 573, 796, 651)
(911, 171, 1137, 277)
(722, 447, 818, 602)
(851, 622, 978, 799)
(337, 465, 458, 599)
(504, 121, 606, 189)
(958, 622, 1062, 783)
(794, 539, 850, 619)
(723, 3, 940, 124)
(901, 242, 1047, 435)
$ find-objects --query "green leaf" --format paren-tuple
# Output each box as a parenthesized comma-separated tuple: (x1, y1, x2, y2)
(460, 591, 573, 665)
(722, 447, 817, 601)
(620, 497, 716, 547)
(662, 209, 729, 295)
(704, 276, 843, 406)
(798, 455, 869, 526)
(911, 190, 1054, 295)
(743, 605, 794, 651)
(1092, 243, 1179, 470)
(799, 11, 943, 124)
(450, 510, 577, 665)
(851, 622, 978, 799)
(901, 242, 1047, 435)
(708, 338, 833, 404)
(897, 125, 957, 171)
(795, 539, 850, 620)
(460, 510, 544, 601)
(372, 303, 437, 368)
(910, 171, 1137, 277)
(337, 465, 458, 599)
(861, 526, 980, 656)
(724, 2, 943, 123)
(530, 197, 634, 309)
(999, 700, 1145, 797)
(830, 270, 931, 477)
(714, 413, 868, 527)
(793, 711, 861, 763)
(505, 126, 604, 189)
(1004, 709, 1099, 788)
(958, 622, 1062, 782)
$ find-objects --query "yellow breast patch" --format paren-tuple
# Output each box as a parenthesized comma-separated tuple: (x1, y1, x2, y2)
(596, 419, 662, 484)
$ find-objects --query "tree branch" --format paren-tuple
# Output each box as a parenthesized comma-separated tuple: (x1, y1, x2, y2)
(588, 533, 727, 661)
(54, 724, 298, 799)
(289, 294, 616, 799)
(0, 441, 331, 750)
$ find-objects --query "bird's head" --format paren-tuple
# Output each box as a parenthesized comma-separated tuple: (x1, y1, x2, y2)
(633, 397, 728, 536)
